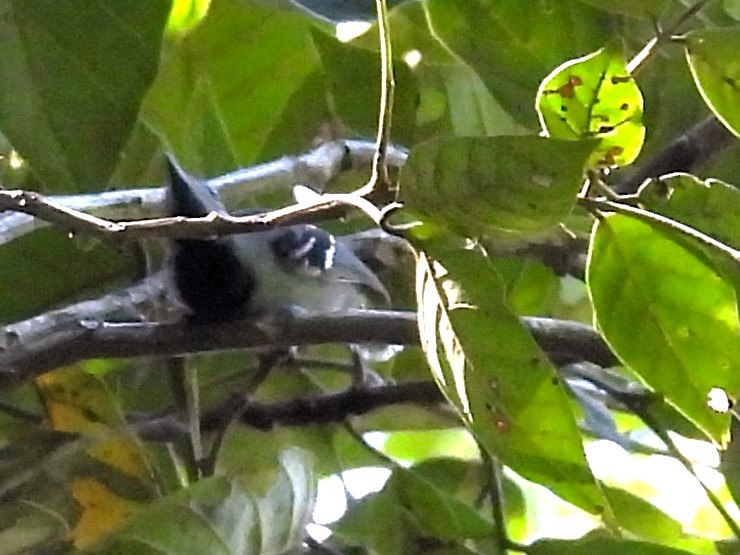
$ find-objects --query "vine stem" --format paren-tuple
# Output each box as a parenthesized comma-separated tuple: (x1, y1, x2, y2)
(626, 0, 712, 74)
(357, 0, 395, 197)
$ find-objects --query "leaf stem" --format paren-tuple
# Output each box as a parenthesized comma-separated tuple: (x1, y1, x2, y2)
(578, 196, 740, 265)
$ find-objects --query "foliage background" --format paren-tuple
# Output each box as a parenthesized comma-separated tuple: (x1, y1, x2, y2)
(0, 0, 738, 554)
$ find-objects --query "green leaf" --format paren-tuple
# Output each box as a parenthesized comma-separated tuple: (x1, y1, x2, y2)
(401, 136, 598, 239)
(604, 486, 716, 552)
(411, 457, 528, 540)
(529, 535, 699, 555)
(416, 245, 609, 515)
(574, 0, 670, 18)
(587, 215, 740, 442)
(425, 0, 611, 126)
(638, 173, 740, 250)
(0, 0, 170, 191)
(143, 0, 329, 175)
(685, 27, 740, 137)
(0, 229, 134, 323)
(393, 468, 493, 540)
(93, 448, 314, 555)
(536, 44, 645, 167)
(334, 482, 411, 555)
(311, 29, 418, 146)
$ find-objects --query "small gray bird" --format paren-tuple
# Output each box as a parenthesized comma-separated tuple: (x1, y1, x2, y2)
(165, 157, 388, 322)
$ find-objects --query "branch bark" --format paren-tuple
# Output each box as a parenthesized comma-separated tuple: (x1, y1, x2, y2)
(0, 308, 617, 388)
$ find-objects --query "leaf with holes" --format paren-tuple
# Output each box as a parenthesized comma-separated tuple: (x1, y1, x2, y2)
(537, 44, 645, 167)
(686, 27, 740, 137)
(587, 215, 740, 443)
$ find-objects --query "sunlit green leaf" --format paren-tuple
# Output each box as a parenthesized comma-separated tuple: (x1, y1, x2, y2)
(167, 0, 211, 35)
(537, 45, 645, 167)
(686, 27, 740, 137)
(604, 486, 716, 552)
(416, 245, 608, 514)
(587, 215, 740, 442)
(638, 173, 740, 249)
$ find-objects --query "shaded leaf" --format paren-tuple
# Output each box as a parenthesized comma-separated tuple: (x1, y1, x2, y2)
(0, 228, 135, 323)
(416, 245, 609, 515)
(334, 482, 410, 555)
(587, 215, 740, 442)
(537, 44, 645, 167)
(311, 29, 418, 145)
(686, 27, 740, 137)
(425, 0, 611, 126)
(36, 367, 156, 547)
(393, 468, 493, 540)
(0, 0, 170, 191)
(401, 136, 597, 239)
(93, 448, 314, 555)
(143, 0, 329, 176)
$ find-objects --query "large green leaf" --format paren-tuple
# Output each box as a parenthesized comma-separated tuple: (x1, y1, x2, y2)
(0, 229, 135, 323)
(416, 244, 609, 515)
(536, 44, 645, 168)
(685, 27, 740, 137)
(0, 0, 170, 191)
(425, 0, 610, 126)
(143, 0, 330, 176)
(587, 215, 740, 442)
(401, 136, 597, 240)
(311, 29, 418, 146)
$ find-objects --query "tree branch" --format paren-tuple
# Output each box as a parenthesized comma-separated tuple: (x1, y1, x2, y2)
(0, 139, 409, 247)
(0, 307, 617, 387)
(612, 116, 736, 195)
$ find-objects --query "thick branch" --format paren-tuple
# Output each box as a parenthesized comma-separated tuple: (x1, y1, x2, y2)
(613, 116, 736, 194)
(0, 309, 617, 387)
(199, 380, 446, 432)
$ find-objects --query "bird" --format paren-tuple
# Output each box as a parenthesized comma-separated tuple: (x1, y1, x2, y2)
(164, 156, 389, 322)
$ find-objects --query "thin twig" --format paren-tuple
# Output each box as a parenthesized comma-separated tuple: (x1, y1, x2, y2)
(480, 446, 508, 555)
(626, 0, 712, 74)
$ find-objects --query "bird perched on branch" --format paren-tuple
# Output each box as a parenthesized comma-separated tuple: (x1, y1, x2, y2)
(165, 156, 388, 322)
